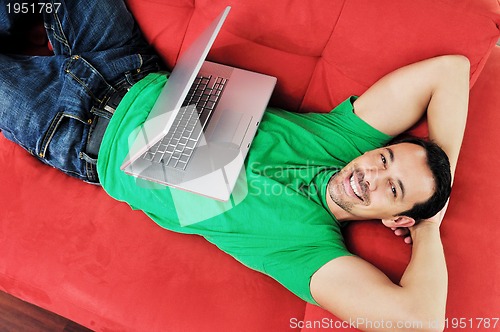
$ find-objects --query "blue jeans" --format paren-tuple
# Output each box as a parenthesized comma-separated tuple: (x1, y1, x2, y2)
(0, 0, 161, 183)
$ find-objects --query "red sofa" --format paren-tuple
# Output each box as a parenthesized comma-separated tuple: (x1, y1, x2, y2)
(1, 0, 499, 331)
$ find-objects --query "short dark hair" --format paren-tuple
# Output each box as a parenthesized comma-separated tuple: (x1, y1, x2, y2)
(390, 136, 452, 222)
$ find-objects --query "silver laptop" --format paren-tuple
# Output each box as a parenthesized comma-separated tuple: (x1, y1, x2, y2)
(120, 6, 277, 201)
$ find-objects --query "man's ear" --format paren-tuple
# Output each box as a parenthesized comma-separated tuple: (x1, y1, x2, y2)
(381, 216, 415, 228)
(393, 216, 415, 228)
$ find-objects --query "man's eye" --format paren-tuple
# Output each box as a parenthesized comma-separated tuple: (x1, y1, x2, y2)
(381, 154, 387, 166)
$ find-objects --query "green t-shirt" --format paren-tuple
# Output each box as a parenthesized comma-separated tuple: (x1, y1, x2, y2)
(97, 73, 393, 304)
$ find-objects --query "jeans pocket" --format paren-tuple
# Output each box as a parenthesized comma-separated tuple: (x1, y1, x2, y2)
(39, 111, 90, 179)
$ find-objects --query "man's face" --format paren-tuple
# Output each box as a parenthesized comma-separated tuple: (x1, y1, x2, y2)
(327, 143, 435, 222)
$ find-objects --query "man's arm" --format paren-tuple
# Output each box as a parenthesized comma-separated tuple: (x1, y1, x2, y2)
(357, 55, 469, 246)
(310, 212, 446, 332)
(310, 56, 470, 331)
(353, 55, 470, 179)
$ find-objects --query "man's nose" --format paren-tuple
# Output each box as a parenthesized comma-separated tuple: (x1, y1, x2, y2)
(364, 167, 383, 191)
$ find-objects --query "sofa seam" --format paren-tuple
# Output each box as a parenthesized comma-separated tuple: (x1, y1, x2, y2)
(173, 3, 196, 65)
(298, 0, 348, 112)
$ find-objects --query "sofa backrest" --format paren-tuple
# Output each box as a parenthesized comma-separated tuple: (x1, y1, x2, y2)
(127, 0, 500, 113)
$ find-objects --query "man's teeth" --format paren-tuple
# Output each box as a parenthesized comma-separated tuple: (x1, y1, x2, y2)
(350, 175, 362, 198)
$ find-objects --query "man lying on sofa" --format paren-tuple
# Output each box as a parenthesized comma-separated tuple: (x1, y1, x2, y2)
(0, 1, 469, 331)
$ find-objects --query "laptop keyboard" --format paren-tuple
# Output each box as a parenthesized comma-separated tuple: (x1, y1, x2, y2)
(141, 75, 227, 170)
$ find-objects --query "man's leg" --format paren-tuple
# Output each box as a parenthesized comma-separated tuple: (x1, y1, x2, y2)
(0, 0, 160, 182)
(0, 53, 97, 182)
(42, 0, 149, 55)
(42, 0, 159, 83)
(0, 0, 19, 37)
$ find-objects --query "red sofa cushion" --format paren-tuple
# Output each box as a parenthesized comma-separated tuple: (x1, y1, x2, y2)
(1, 0, 499, 331)
(0, 135, 306, 331)
(128, 0, 500, 111)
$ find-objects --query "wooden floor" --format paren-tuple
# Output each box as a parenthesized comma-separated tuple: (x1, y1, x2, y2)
(0, 291, 93, 332)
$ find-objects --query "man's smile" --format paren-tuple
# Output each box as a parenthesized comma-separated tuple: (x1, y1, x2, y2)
(343, 170, 367, 202)
(350, 174, 363, 200)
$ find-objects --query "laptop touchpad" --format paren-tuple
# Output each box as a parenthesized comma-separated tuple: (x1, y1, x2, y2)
(210, 112, 252, 147)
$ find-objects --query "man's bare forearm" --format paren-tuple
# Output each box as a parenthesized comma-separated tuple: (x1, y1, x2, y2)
(400, 222, 448, 330)
(427, 55, 470, 181)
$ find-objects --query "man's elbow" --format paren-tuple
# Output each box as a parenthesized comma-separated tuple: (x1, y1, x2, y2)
(405, 308, 446, 332)
(440, 54, 470, 76)
(390, 298, 446, 332)
(450, 54, 470, 68)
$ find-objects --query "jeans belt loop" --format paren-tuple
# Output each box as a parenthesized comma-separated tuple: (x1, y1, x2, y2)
(85, 87, 128, 158)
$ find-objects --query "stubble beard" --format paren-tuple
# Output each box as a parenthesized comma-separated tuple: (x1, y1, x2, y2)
(328, 171, 355, 213)
(328, 165, 371, 214)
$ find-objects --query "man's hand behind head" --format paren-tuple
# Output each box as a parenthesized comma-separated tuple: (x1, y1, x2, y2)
(392, 199, 449, 245)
